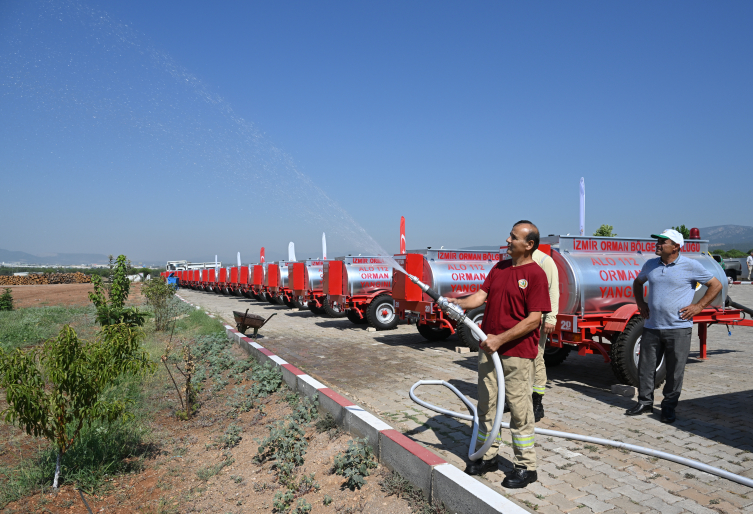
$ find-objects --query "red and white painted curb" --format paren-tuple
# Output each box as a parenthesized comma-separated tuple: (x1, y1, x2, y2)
(732, 281, 753, 285)
(173, 295, 526, 513)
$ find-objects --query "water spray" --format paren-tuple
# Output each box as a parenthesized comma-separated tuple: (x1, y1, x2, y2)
(405, 274, 753, 488)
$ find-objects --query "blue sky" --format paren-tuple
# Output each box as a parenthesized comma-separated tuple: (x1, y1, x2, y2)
(1, 1, 751, 264)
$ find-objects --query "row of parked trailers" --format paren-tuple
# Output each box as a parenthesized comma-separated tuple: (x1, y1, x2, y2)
(163, 234, 753, 389)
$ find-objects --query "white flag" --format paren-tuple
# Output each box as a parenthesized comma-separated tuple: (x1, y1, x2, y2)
(579, 177, 585, 236)
(288, 242, 296, 262)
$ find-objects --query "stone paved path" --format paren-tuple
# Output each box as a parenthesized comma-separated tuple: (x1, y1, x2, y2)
(178, 286, 753, 514)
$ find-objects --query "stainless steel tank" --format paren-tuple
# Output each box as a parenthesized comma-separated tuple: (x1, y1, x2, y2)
(396, 249, 500, 299)
(302, 260, 325, 291)
(548, 236, 727, 316)
(342, 256, 394, 295)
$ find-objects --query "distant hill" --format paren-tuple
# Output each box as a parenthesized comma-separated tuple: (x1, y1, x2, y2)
(0, 248, 111, 266)
(699, 225, 753, 252)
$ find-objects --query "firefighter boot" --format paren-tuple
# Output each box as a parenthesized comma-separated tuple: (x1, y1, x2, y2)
(532, 392, 544, 422)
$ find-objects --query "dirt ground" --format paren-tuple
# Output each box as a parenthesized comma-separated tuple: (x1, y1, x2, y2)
(1, 309, 419, 514)
(3, 283, 143, 309)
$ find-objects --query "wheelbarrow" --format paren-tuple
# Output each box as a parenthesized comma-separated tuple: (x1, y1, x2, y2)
(233, 309, 276, 338)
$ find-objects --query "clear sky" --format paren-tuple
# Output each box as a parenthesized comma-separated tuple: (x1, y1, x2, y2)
(1, 1, 751, 264)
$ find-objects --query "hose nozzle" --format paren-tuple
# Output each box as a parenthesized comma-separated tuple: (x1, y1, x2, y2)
(406, 274, 465, 322)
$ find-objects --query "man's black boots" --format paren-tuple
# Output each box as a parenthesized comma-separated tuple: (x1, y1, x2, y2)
(502, 465, 538, 489)
(532, 392, 544, 422)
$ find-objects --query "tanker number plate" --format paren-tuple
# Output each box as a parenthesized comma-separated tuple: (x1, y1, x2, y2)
(558, 316, 578, 333)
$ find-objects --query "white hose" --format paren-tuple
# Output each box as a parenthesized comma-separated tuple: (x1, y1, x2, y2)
(410, 315, 753, 489)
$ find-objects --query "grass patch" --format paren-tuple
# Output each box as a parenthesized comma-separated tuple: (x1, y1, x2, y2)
(0, 305, 95, 351)
(174, 305, 225, 335)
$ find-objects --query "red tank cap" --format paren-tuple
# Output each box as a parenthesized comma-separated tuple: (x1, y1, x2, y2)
(689, 227, 700, 240)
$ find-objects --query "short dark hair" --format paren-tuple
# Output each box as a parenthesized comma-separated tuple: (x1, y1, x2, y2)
(513, 220, 540, 251)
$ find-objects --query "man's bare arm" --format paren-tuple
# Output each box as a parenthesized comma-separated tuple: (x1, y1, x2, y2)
(680, 277, 722, 320)
(480, 311, 542, 354)
(447, 290, 487, 311)
(633, 276, 649, 319)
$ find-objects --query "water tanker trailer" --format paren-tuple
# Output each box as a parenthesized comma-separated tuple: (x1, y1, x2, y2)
(265, 262, 296, 307)
(393, 249, 500, 341)
(397, 236, 753, 387)
(323, 256, 398, 329)
(289, 260, 326, 311)
(251, 264, 268, 301)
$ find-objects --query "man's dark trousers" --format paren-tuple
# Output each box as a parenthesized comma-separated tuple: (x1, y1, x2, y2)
(637, 327, 693, 408)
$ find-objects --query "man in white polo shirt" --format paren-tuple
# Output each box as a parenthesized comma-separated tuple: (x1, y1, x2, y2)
(747, 251, 753, 280)
(627, 229, 722, 423)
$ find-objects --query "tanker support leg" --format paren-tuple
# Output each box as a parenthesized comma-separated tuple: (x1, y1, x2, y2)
(698, 322, 707, 360)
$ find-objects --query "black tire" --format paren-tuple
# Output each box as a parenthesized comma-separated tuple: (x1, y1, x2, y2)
(366, 294, 399, 331)
(324, 300, 348, 318)
(267, 294, 279, 305)
(416, 322, 452, 341)
(457, 305, 485, 351)
(294, 298, 307, 309)
(347, 309, 369, 324)
(284, 296, 296, 308)
(610, 317, 666, 388)
(728, 270, 738, 280)
(309, 303, 327, 316)
(543, 346, 570, 367)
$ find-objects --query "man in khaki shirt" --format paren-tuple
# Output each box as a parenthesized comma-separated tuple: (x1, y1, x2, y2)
(531, 248, 559, 421)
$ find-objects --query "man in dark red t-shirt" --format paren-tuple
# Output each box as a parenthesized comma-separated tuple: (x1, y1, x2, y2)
(449, 220, 550, 489)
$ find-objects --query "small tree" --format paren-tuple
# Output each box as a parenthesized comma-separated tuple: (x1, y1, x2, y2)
(89, 255, 145, 327)
(0, 323, 155, 489)
(672, 225, 690, 239)
(142, 276, 177, 331)
(0, 288, 13, 311)
(593, 224, 618, 237)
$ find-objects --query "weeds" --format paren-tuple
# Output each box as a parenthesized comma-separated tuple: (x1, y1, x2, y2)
(196, 452, 235, 481)
(334, 438, 378, 490)
(221, 424, 243, 449)
(379, 471, 449, 514)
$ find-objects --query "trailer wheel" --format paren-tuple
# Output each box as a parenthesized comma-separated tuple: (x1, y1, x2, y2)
(324, 301, 348, 318)
(417, 322, 452, 341)
(294, 298, 308, 309)
(457, 305, 485, 351)
(610, 317, 666, 388)
(276, 295, 287, 306)
(366, 295, 399, 330)
(543, 346, 570, 367)
(308, 303, 326, 316)
(267, 294, 278, 305)
(347, 309, 369, 324)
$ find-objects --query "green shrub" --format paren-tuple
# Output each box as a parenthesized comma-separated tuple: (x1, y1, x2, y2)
(88, 255, 145, 327)
(0, 288, 13, 311)
(141, 277, 176, 330)
(333, 438, 377, 490)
